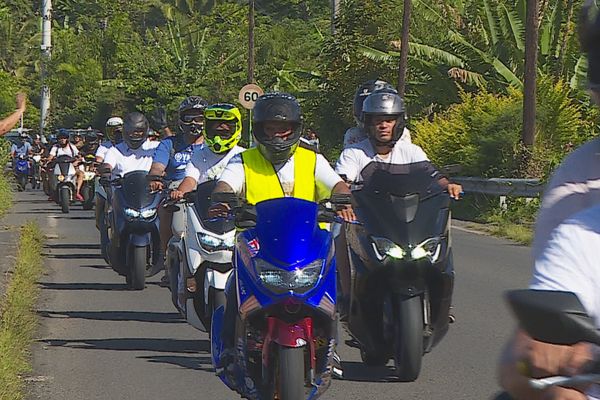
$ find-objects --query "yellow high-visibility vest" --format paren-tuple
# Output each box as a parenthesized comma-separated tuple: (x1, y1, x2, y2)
(241, 146, 317, 205)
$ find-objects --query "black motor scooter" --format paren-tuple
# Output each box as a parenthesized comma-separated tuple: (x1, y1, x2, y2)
(107, 171, 161, 290)
(344, 160, 455, 381)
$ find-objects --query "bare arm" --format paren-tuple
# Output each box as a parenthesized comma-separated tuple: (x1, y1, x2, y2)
(170, 177, 198, 200)
(0, 94, 26, 136)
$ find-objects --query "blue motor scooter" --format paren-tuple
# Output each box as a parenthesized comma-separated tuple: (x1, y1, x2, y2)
(211, 196, 348, 400)
(13, 154, 30, 191)
(107, 171, 161, 290)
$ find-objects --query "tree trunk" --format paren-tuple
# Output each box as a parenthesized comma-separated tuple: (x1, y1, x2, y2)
(522, 0, 538, 147)
(556, 0, 575, 79)
(397, 0, 411, 97)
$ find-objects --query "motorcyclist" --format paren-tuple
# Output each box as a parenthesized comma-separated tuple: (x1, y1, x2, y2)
(102, 112, 159, 179)
(80, 131, 100, 157)
(145, 96, 208, 277)
(170, 103, 245, 200)
(47, 129, 85, 201)
(209, 92, 354, 378)
(498, 2, 600, 399)
(72, 131, 85, 150)
(31, 134, 45, 156)
(344, 79, 412, 147)
(96, 117, 123, 164)
(10, 131, 32, 160)
(335, 90, 462, 323)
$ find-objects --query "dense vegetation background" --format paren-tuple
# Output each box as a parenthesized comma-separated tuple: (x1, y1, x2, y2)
(1, 0, 598, 182)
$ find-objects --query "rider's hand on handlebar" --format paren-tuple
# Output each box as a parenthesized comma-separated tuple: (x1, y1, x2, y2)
(208, 202, 231, 218)
(336, 205, 356, 223)
(448, 183, 463, 200)
(149, 180, 164, 192)
(170, 190, 184, 201)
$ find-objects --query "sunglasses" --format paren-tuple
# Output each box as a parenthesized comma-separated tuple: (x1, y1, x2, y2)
(181, 114, 204, 124)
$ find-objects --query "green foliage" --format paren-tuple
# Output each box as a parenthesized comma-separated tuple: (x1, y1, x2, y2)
(0, 222, 44, 400)
(413, 77, 597, 179)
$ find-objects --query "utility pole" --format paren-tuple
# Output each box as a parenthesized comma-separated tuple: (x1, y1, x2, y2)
(397, 0, 411, 96)
(248, 0, 255, 84)
(331, 0, 340, 35)
(522, 0, 538, 147)
(40, 0, 52, 136)
(248, 0, 255, 146)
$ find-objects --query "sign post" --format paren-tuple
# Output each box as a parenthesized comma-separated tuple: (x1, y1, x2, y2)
(238, 83, 264, 147)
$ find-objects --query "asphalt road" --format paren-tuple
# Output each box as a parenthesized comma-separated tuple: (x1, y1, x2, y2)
(18, 189, 533, 400)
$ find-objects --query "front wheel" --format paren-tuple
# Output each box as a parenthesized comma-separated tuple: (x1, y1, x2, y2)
(59, 187, 70, 213)
(278, 346, 305, 400)
(393, 296, 423, 382)
(207, 288, 226, 333)
(81, 185, 94, 210)
(127, 244, 147, 290)
(17, 174, 27, 191)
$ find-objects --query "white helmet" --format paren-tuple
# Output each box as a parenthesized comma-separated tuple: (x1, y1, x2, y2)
(106, 116, 123, 127)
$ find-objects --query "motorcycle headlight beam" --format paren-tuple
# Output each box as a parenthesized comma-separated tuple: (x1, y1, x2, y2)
(410, 237, 442, 263)
(140, 208, 157, 219)
(198, 233, 233, 252)
(124, 208, 140, 218)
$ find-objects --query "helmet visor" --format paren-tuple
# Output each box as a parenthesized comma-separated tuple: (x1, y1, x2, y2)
(205, 120, 237, 139)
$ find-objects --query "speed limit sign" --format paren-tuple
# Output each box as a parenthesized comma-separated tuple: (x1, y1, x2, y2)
(238, 84, 264, 110)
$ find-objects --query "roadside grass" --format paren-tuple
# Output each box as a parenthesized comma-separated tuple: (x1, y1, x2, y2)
(0, 222, 44, 400)
(463, 220, 534, 245)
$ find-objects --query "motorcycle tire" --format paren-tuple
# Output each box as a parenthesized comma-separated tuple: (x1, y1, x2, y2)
(82, 186, 94, 210)
(360, 347, 389, 366)
(17, 175, 27, 191)
(392, 296, 423, 382)
(207, 288, 227, 333)
(127, 244, 147, 290)
(59, 187, 70, 214)
(277, 346, 305, 400)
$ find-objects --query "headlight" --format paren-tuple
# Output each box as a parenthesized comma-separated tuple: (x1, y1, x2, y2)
(57, 175, 65, 182)
(371, 236, 405, 261)
(410, 237, 442, 263)
(255, 258, 323, 294)
(140, 208, 157, 219)
(198, 233, 234, 252)
(124, 208, 140, 218)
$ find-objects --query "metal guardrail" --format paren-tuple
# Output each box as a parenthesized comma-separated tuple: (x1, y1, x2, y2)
(453, 177, 544, 197)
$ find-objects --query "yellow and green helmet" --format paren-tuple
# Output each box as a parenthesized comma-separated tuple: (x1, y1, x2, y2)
(203, 103, 242, 154)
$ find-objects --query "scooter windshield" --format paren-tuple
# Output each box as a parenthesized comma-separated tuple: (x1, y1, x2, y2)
(194, 180, 235, 235)
(255, 198, 321, 266)
(353, 161, 450, 245)
(119, 171, 155, 209)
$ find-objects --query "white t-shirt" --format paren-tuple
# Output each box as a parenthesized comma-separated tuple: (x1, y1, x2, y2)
(50, 144, 79, 158)
(533, 138, 600, 260)
(185, 145, 245, 185)
(218, 149, 343, 201)
(530, 205, 600, 400)
(95, 141, 114, 161)
(103, 140, 160, 179)
(335, 137, 428, 183)
(343, 126, 412, 147)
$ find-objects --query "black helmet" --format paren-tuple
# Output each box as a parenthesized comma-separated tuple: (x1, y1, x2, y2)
(362, 91, 406, 148)
(580, 0, 600, 90)
(353, 80, 397, 126)
(178, 96, 208, 137)
(57, 129, 69, 139)
(85, 131, 99, 144)
(253, 93, 303, 164)
(122, 112, 149, 149)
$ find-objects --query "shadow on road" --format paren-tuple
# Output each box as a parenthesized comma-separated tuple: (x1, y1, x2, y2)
(140, 354, 215, 372)
(47, 243, 101, 250)
(340, 361, 400, 383)
(41, 282, 127, 291)
(38, 310, 185, 324)
(41, 337, 210, 354)
(49, 215, 95, 220)
(45, 253, 104, 260)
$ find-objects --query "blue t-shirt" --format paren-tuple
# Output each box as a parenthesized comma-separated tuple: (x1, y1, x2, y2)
(11, 141, 32, 157)
(152, 136, 199, 181)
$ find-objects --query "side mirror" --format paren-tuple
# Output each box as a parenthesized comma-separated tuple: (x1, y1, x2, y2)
(505, 289, 600, 346)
